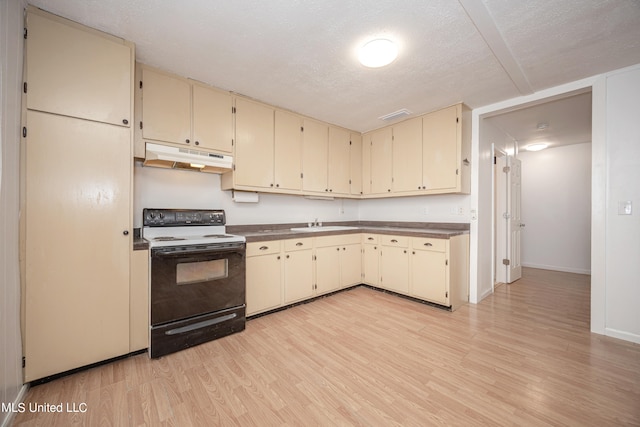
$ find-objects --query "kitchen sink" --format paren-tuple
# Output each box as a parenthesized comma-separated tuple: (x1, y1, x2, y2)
(290, 226, 359, 233)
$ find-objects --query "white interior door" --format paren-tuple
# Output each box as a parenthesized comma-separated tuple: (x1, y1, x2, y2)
(506, 156, 523, 283)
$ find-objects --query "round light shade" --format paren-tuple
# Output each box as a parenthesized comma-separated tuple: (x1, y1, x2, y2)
(358, 38, 398, 68)
(526, 143, 549, 151)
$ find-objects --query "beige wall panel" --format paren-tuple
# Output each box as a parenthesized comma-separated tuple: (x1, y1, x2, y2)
(24, 111, 130, 381)
(26, 11, 131, 126)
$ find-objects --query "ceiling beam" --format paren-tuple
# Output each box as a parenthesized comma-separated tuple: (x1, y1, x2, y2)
(458, 0, 534, 95)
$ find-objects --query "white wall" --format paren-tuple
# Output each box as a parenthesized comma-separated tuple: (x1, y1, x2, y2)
(134, 162, 359, 227)
(598, 66, 640, 342)
(519, 143, 592, 274)
(1, 0, 28, 424)
(358, 194, 470, 223)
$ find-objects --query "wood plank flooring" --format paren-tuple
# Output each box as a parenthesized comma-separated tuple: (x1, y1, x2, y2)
(12, 268, 640, 426)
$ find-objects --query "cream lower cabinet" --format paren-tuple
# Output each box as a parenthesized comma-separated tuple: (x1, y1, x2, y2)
(379, 235, 410, 294)
(130, 249, 149, 352)
(246, 241, 283, 316)
(410, 235, 469, 310)
(362, 234, 380, 286)
(314, 234, 361, 295)
(283, 238, 314, 304)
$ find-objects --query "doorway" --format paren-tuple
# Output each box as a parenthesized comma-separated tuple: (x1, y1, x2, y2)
(484, 89, 593, 290)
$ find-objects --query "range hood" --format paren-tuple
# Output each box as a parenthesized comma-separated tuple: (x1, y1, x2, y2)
(143, 142, 232, 174)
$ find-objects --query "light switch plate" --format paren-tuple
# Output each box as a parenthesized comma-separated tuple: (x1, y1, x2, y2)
(618, 201, 632, 215)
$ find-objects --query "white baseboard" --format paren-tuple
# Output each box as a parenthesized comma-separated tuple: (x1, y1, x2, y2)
(1, 384, 29, 427)
(522, 262, 591, 275)
(604, 327, 640, 345)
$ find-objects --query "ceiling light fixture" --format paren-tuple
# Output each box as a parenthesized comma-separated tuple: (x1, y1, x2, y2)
(358, 38, 398, 68)
(526, 143, 548, 152)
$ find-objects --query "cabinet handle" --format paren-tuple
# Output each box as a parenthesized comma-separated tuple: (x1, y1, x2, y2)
(286, 255, 290, 259)
(259, 246, 269, 250)
(391, 239, 398, 243)
(296, 242, 303, 246)
(412, 251, 415, 255)
(195, 141, 200, 146)
(388, 189, 391, 192)
(336, 247, 340, 251)
(270, 183, 274, 187)
(424, 243, 433, 247)
(343, 247, 346, 251)
(122, 230, 129, 236)
(122, 119, 128, 125)
(185, 139, 190, 144)
(404, 250, 407, 254)
(277, 255, 281, 260)
(367, 237, 374, 241)
(276, 184, 280, 187)
(374, 246, 377, 250)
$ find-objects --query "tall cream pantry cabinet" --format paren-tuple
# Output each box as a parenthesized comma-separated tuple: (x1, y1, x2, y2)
(21, 7, 135, 382)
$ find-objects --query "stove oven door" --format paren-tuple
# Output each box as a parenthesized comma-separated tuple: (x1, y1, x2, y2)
(150, 242, 246, 326)
(150, 242, 246, 358)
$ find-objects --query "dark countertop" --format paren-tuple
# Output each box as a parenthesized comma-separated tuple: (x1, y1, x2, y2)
(133, 228, 150, 250)
(227, 221, 469, 243)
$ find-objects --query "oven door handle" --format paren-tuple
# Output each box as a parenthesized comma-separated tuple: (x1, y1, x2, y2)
(152, 244, 245, 258)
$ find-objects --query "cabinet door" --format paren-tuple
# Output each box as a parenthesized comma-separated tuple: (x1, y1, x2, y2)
(380, 246, 409, 294)
(340, 244, 362, 287)
(24, 111, 130, 382)
(423, 105, 459, 191)
(315, 246, 341, 295)
(141, 67, 191, 145)
(234, 98, 275, 188)
(362, 244, 380, 286)
(247, 254, 282, 315)
(26, 10, 132, 126)
(328, 127, 351, 195)
(274, 110, 303, 190)
(192, 83, 233, 153)
(283, 249, 314, 303)
(350, 133, 363, 196)
(411, 250, 448, 305)
(370, 127, 393, 194)
(392, 117, 423, 192)
(302, 119, 329, 193)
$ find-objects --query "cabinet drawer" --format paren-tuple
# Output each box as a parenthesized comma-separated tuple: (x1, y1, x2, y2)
(412, 237, 447, 252)
(380, 235, 409, 247)
(284, 237, 313, 252)
(362, 234, 379, 244)
(247, 241, 281, 257)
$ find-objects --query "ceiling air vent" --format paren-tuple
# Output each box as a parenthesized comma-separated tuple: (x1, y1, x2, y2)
(379, 109, 412, 122)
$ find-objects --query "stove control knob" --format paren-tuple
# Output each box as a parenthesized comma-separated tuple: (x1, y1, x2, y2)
(148, 212, 156, 219)
(158, 212, 165, 219)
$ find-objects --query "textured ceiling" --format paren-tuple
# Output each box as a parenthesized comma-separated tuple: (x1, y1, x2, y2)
(26, 0, 640, 133)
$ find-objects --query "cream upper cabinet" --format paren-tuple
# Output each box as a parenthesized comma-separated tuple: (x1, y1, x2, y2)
(368, 127, 393, 195)
(233, 97, 275, 188)
(328, 126, 352, 195)
(137, 64, 233, 154)
(350, 133, 363, 196)
(392, 117, 423, 192)
(192, 82, 234, 153)
(25, 9, 132, 126)
(139, 66, 191, 145)
(302, 119, 329, 193)
(422, 103, 471, 194)
(274, 110, 303, 190)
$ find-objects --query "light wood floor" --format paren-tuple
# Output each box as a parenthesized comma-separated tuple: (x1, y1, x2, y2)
(12, 268, 640, 426)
